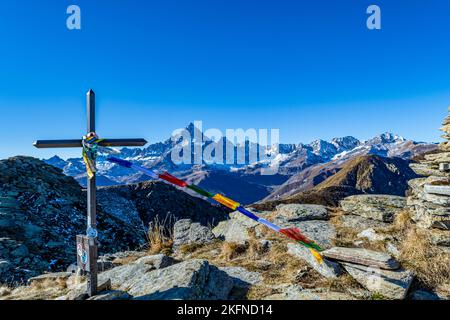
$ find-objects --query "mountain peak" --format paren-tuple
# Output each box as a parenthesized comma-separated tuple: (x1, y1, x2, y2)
(330, 136, 361, 153)
(368, 132, 405, 145)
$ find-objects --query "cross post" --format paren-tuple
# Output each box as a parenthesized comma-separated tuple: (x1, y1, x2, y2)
(33, 90, 147, 297)
(86, 89, 98, 296)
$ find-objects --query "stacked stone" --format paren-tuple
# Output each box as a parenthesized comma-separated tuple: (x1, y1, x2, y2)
(407, 107, 450, 240)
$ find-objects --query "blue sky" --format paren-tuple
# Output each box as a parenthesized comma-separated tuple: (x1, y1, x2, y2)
(0, 0, 449, 159)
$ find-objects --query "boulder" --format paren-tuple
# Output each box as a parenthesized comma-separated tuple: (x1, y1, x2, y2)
(287, 243, 342, 279)
(287, 221, 336, 249)
(134, 254, 176, 269)
(340, 195, 407, 222)
(173, 219, 215, 248)
(219, 267, 262, 299)
(99, 259, 234, 300)
(322, 247, 400, 270)
(342, 263, 414, 299)
(213, 219, 252, 244)
(337, 215, 390, 232)
(275, 204, 329, 222)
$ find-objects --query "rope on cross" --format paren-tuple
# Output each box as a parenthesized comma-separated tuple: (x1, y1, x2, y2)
(33, 89, 147, 296)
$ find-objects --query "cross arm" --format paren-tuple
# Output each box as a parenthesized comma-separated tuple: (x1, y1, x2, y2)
(33, 138, 147, 149)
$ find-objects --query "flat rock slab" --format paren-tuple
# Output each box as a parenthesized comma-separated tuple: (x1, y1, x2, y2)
(424, 185, 450, 197)
(410, 163, 448, 178)
(275, 204, 329, 221)
(322, 247, 400, 270)
(342, 262, 414, 300)
(340, 195, 406, 222)
(338, 215, 390, 232)
(422, 192, 450, 206)
(287, 243, 342, 279)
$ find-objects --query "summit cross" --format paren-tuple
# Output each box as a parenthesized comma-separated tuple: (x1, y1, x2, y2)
(33, 89, 147, 296)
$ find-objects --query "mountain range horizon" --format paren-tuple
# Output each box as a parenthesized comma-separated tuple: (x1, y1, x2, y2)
(40, 123, 437, 206)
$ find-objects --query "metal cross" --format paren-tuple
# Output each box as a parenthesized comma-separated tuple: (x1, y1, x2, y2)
(33, 89, 147, 297)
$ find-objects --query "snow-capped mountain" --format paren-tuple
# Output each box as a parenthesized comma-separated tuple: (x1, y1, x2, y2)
(44, 125, 436, 204)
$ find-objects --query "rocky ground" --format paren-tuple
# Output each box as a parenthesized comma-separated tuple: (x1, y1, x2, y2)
(1, 198, 449, 300)
(0, 157, 227, 285)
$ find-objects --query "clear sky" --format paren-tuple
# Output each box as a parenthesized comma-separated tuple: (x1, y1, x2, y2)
(0, 0, 449, 159)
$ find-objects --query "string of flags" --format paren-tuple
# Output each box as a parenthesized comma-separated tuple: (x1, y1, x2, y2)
(81, 132, 120, 179)
(106, 156, 324, 262)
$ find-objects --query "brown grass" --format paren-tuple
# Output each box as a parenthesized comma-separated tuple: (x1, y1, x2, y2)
(399, 227, 450, 290)
(31, 278, 68, 291)
(147, 216, 174, 255)
(380, 209, 450, 293)
(390, 209, 414, 234)
(219, 242, 249, 261)
(1, 278, 72, 300)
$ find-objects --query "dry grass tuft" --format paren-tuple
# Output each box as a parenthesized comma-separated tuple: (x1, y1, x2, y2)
(399, 227, 450, 289)
(391, 209, 414, 234)
(31, 278, 68, 291)
(147, 216, 174, 255)
(220, 242, 248, 261)
(260, 242, 311, 285)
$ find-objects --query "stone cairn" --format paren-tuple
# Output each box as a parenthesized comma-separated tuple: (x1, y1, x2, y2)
(408, 107, 450, 243)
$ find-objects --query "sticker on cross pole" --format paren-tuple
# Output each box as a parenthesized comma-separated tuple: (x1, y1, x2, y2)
(76, 235, 91, 271)
(86, 227, 98, 239)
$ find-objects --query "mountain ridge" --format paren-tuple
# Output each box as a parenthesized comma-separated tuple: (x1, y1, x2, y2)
(43, 125, 437, 205)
